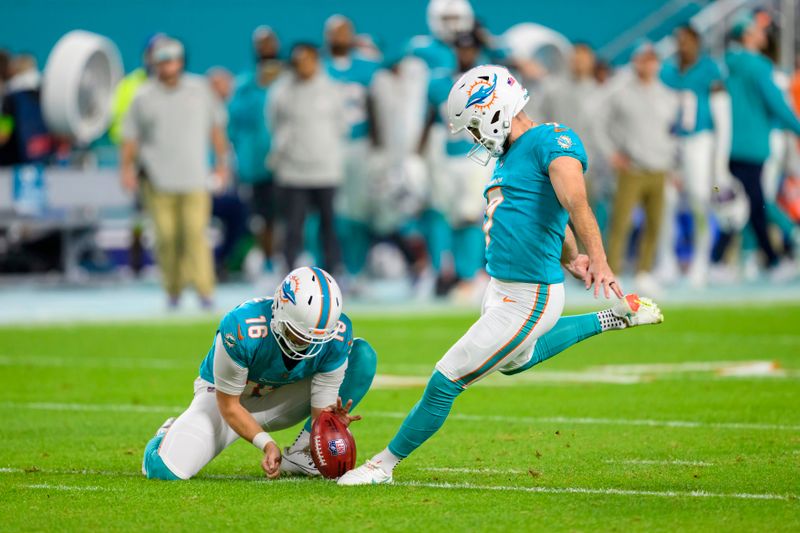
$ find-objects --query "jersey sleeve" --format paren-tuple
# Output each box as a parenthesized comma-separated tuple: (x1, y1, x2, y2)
(310, 359, 348, 408)
(536, 126, 589, 174)
(212, 333, 248, 395)
(318, 314, 354, 373)
(216, 309, 252, 368)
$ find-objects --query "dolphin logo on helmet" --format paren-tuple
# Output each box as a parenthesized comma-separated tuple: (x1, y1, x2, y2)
(465, 74, 498, 109)
(280, 277, 298, 305)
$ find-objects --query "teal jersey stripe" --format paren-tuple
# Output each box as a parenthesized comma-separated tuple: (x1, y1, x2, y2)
(456, 285, 550, 387)
(311, 267, 331, 330)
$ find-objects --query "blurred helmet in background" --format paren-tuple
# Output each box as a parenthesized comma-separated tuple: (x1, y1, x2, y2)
(447, 64, 528, 165)
(427, 0, 474, 43)
(271, 267, 344, 360)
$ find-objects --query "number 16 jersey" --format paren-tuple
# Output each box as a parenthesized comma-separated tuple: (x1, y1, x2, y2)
(198, 298, 354, 390)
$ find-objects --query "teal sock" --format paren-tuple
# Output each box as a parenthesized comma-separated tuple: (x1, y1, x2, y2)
(142, 434, 180, 480)
(387, 370, 463, 459)
(303, 338, 377, 432)
(421, 210, 453, 272)
(501, 313, 602, 376)
(336, 218, 371, 275)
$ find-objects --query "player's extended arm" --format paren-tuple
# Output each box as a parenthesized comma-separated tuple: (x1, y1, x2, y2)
(215, 391, 282, 479)
(549, 156, 623, 299)
(561, 225, 590, 282)
(212, 335, 281, 478)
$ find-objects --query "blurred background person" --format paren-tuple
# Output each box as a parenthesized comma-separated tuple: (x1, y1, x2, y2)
(206, 65, 248, 281)
(268, 42, 344, 273)
(0, 54, 52, 166)
(108, 33, 165, 277)
(228, 26, 283, 281)
(323, 15, 381, 281)
(535, 42, 612, 234)
(597, 42, 679, 296)
(121, 37, 229, 309)
(710, 12, 800, 282)
(418, 31, 490, 299)
(658, 25, 725, 288)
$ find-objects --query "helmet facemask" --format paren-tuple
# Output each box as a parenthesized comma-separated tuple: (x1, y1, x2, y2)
(463, 110, 508, 166)
(271, 316, 339, 360)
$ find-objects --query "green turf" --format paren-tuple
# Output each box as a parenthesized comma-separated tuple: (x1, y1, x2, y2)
(1, 304, 799, 532)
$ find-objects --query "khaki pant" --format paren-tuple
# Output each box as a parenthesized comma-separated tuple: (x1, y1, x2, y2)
(143, 182, 215, 299)
(608, 168, 666, 274)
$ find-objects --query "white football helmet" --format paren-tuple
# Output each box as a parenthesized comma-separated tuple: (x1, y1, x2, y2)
(447, 64, 529, 165)
(271, 267, 343, 360)
(427, 0, 474, 43)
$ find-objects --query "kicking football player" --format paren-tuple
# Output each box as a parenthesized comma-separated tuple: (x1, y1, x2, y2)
(339, 65, 663, 485)
(142, 267, 377, 480)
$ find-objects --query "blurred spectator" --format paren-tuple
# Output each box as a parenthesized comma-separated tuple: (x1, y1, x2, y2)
(205, 65, 248, 279)
(659, 25, 725, 287)
(109, 33, 164, 145)
(597, 43, 678, 295)
(535, 42, 611, 232)
(268, 42, 345, 272)
(121, 37, 229, 308)
(710, 13, 800, 280)
(228, 26, 282, 275)
(206, 66, 233, 102)
(419, 31, 490, 298)
(0, 49, 11, 95)
(324, 15, 380, 278)
(0, 54, 53, 166)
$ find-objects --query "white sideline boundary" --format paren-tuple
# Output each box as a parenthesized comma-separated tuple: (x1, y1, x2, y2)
(24, 483, 117, 492)
(1, 401, 799, 431)
(0, 467, 794, 502)
(603, 459, 713, 467)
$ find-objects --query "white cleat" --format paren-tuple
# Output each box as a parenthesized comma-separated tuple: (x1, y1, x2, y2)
(613, 294, 664, 327)
(337, 460, 393, 486)
(280, 447, 320, 477)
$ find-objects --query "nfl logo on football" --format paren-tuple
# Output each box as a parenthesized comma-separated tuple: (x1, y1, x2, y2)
(328, 438, 347, 457)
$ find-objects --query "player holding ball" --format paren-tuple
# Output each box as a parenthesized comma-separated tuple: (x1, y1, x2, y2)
(339, 65, 664, 486)
(142, 267, 375, 480)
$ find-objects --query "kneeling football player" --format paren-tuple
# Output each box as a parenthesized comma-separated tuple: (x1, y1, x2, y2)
(142, 267, 377, 480)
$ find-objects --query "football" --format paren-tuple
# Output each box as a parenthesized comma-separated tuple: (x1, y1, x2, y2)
(310, 411, 357, 479)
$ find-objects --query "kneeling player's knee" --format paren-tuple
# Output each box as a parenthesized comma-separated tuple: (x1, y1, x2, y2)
(142, 435, 182, 481)
(348, 338, 378, 387)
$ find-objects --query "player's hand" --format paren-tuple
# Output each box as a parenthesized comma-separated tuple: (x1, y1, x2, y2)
(324, 397, 362, 427)
(212, 164, 229, 191)
(261, 441, 282, 479)
(587, 258, 624, 299)
(610, 152, 630, 173)
(565, 253, 590, 282)
(121, 165, 138, 193)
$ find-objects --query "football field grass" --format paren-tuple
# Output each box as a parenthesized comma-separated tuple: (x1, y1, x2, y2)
(1, 303, 799, 531)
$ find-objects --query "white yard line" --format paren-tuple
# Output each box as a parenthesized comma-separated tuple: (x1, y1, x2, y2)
(24, 483, 117, 492)
(420, 467, 529, 474)
(603, 459, 713, 467)
(371, 411, 800, 431)
(390, 481, 795, 501)
(2, 467, 793, 501)
(2, 401, 798, 432)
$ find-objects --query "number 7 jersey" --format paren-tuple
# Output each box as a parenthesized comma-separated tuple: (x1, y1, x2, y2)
(483, 123, 588, 284)
(198, 298, 354, 390)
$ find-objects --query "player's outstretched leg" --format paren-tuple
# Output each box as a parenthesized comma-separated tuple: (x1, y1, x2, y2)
(142, 417, 181, 480)
(281, 339, 378, 476)
(338, 369, 462, 485)
(501, 294, 663, 376)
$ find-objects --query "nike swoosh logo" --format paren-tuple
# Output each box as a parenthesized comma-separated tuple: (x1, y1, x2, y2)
(237, 325, 245, 340)
(502, 296, 516, 303)
(554, 127, 566, 132)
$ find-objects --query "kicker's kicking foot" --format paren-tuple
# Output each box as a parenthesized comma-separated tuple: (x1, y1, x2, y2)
(337, 460, 393, 485)
(613, 294, 664, 327)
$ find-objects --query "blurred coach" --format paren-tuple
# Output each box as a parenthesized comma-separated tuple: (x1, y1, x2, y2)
(268, 42, 345, 272)
(121, 37, 229, 309)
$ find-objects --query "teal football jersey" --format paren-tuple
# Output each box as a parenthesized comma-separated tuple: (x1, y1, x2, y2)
(199, 298, 354, 389)
(325, 53, 380, 140)
(484, 123, 588, 284)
